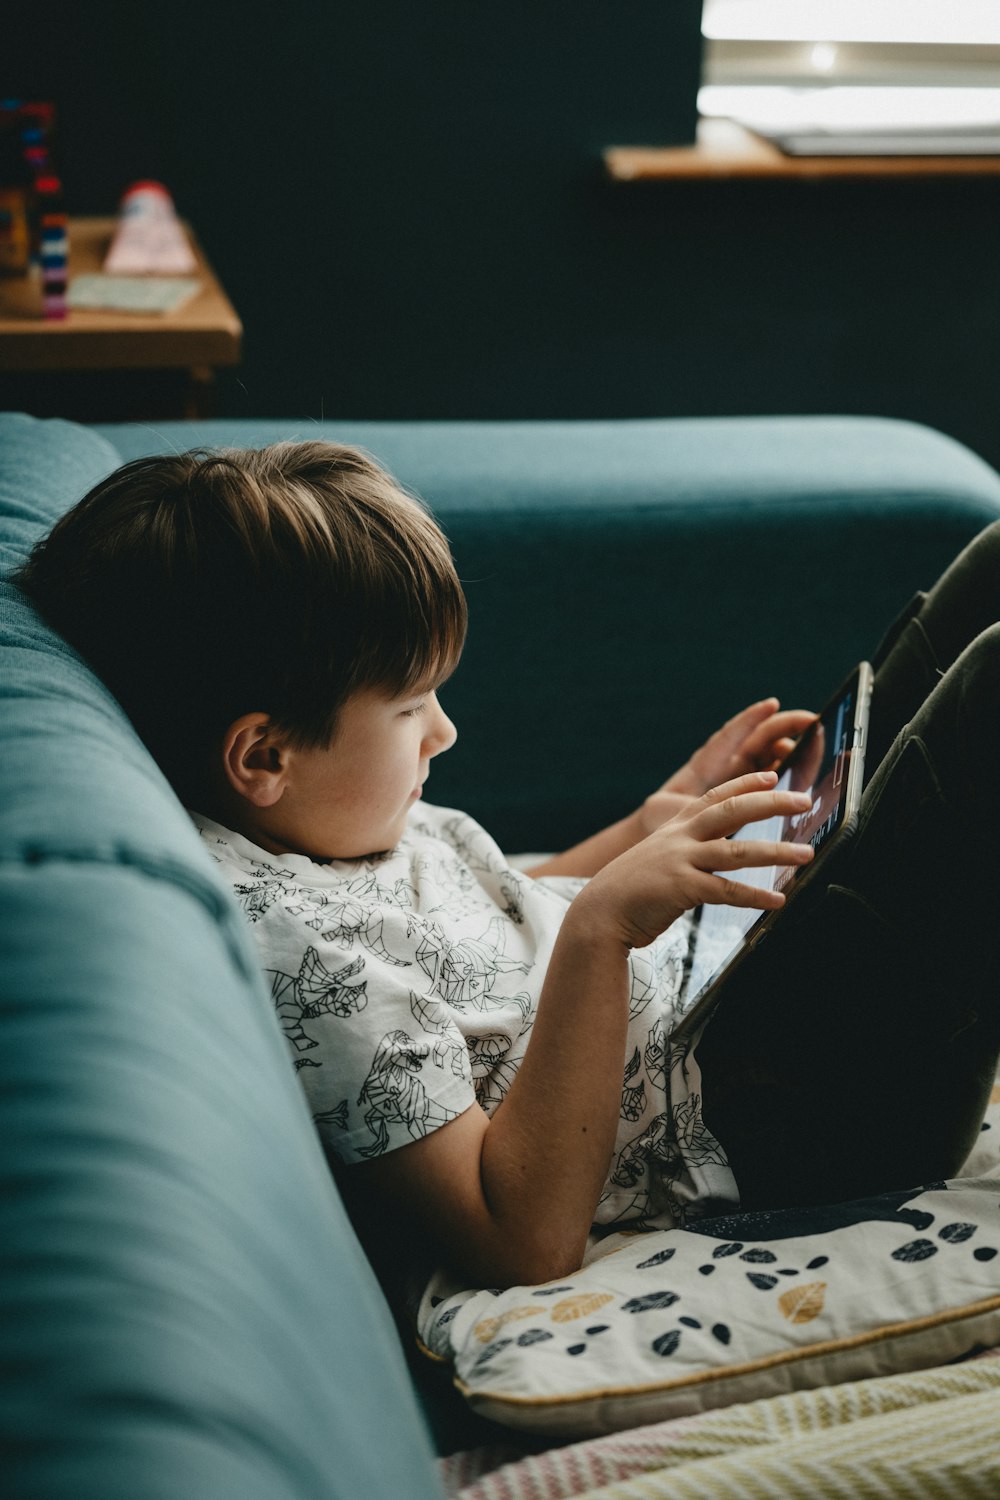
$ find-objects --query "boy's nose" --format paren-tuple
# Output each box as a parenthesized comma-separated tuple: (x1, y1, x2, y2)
(428, 698, 457, 756)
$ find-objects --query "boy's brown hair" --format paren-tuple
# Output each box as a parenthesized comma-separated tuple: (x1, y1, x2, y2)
(16, 440, 467, 806)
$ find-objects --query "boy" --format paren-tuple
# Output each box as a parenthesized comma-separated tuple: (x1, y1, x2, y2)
(17, 440, 1000, 1290)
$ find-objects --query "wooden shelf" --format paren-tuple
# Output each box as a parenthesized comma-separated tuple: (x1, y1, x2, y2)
(0, 217, 242, 372)
(605, 117, 1000, 182)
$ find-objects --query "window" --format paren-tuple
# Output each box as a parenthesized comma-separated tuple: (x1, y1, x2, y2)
(699, 1, 1000, 153)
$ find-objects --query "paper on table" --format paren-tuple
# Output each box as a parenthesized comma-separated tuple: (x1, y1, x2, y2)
(67, 273, 201, 314)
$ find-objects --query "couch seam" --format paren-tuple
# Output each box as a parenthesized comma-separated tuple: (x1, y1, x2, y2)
(0, 843, 260, 983)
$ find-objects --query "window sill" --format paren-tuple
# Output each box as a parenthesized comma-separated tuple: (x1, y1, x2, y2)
(605, 117, 1000, 180)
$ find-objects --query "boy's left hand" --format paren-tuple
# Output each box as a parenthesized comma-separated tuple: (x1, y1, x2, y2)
(639, 697, 816, 837)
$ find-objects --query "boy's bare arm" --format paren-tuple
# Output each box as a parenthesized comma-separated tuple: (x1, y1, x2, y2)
(526, 699, 815, 880)
(353, 772, 815, 1288)
(356, 913, 631, 1287)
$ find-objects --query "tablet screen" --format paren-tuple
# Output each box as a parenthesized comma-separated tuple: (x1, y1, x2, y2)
(679, 668, 869, 1017)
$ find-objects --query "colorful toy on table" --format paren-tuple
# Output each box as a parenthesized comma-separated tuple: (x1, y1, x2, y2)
(103, 182, 198, 276)
(36, 174, 68, 320)
(0, 100, 66, 318)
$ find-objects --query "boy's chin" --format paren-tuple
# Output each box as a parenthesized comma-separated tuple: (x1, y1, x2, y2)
(334, 810, 413, 861)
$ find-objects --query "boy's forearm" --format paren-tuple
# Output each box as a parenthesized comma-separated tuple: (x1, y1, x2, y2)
(524, 809, 645, 879)
(476, 907, 631, 1281)
(356, 890, 634, 1290)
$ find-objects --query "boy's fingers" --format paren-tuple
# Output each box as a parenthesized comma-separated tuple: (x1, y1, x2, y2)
(695, 774, 815, 822)
(742, 709, 817, 761)
(712, 698, 780, 749)
(696, 785, 813, 837)
(706, 875, 788, 909)
(721, 839, 814, 870)
(689, 701, 777, 770)
(702, 769, 780, 800)
(729, 697, 780, 728)
(747, 708, 816, 743)
(769, 737, 797, 765)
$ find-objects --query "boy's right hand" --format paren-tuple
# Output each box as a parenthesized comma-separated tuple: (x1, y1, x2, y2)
(576, 770, 815, 953)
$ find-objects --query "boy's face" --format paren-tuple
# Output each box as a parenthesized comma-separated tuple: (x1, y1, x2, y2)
(251, 685, 457, 860)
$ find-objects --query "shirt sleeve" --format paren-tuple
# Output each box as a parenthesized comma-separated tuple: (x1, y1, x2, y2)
(247, 886, 477, 1164)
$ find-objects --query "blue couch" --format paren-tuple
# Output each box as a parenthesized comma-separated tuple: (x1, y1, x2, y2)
(3, 411, 1000, 1498)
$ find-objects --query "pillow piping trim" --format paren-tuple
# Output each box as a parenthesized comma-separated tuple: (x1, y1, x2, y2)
(449, 1291, 1000, 1410)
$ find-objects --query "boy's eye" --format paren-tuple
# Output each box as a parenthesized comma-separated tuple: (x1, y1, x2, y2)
(401, 702, 427, 718)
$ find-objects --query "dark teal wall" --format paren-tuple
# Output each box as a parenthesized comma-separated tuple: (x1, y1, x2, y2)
(7, 2, 1000, 469)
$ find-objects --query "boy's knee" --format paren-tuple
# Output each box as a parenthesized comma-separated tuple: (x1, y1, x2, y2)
(915, 525, 1000, 672)
(952, 621, 1000, 742)
(902, 619, 1000, 751)
(949, 517, 1000, 580)
(955, 617, 1000, 673)
(849, 693, 993, 936)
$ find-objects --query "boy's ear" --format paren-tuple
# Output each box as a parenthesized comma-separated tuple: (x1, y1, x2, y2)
(221, 713, 289, 808)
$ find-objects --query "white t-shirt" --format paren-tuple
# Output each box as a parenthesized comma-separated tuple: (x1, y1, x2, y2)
(194, 802, 737, 1228)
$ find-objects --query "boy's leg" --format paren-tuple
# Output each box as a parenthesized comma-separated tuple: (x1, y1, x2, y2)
(697, 619, 1000, 1211)
(865, 517, 1000, 771)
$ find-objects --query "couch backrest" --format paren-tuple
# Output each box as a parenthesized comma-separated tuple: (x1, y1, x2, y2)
(0, 415, 443, 1499)
(94, 415, 1000, 853)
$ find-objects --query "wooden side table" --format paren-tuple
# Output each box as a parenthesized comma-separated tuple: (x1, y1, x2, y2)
(0, 217, 242, 419)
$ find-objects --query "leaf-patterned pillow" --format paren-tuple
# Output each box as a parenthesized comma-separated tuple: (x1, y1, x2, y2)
(417, 1166, 1000, 1438)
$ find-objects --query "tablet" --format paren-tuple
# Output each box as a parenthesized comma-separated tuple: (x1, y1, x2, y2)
(670, 661, 873, 1041)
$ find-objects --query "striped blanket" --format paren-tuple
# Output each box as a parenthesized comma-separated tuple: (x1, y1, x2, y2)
(441, 1351, 1000, 1499)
